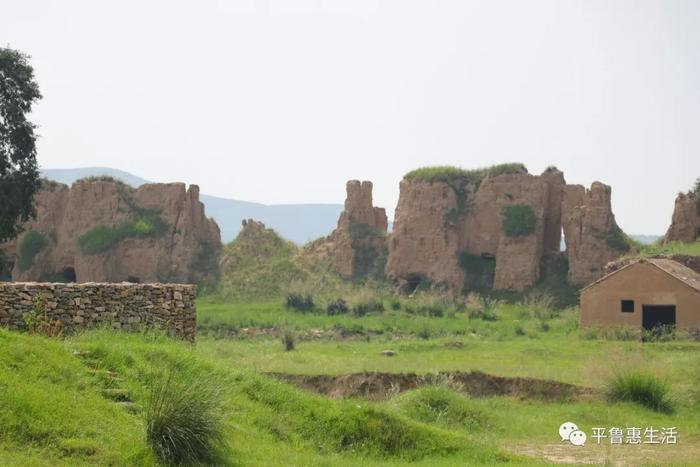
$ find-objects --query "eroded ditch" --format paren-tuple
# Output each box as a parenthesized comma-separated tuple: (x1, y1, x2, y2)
(269, 370, 594, 401)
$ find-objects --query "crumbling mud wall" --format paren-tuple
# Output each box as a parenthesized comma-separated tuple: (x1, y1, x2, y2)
(664, 192, 700, 244)
(562, 182, 629, 285)
(323, 181, 388, 279)
(0, 179, 221, 284)
(0, 282, 196, 340)
(386, 166, 628, 291)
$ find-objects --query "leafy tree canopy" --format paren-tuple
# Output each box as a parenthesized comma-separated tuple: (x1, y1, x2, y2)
(0, 47, 42, 242)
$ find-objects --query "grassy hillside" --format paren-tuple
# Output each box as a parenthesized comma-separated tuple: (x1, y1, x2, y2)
(0, 328, 522, 466)
(638, 240, 700, 257)
(217, 222, 350, 300)
(4, 296, 700, 466)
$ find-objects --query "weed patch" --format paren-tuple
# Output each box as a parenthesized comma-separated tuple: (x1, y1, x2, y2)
(605, 371, 674, 413)
(17, 230, 48, 271)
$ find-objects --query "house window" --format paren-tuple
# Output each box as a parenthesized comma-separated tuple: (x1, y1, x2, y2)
(621, 300, 634, 313)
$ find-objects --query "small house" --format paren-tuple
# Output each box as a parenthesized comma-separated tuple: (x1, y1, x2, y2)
(580, 258, 700, 331)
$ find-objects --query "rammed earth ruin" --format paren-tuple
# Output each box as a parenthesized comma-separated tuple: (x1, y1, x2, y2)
(326, 165, 633, 291)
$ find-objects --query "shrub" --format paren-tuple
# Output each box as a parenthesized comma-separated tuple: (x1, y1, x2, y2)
(642, 324, 677, 342)
(326, 299, 349, 316)
(523, 290, 555, 312)
(285, 293, 315, 312)
(605, 371, 674, 413)
(514, 325, 526, 336)
(421, 306, 444, 318)
(468, 308, 498, 321)
(23, 295, 62, 337)
(78, 226, 122, 254)
(468, 296, 501, 321)
(352, 300, 384, 317)
(281, 330, 296, 351)
(522, 290, 557, 320)
(390, 299, 401, 311)
(501, 205, 537, 237)
(78, 216, 167, 255)
(17, 230, 49, 271)
(417, 327, 431, 339)
(350, 291, 385, 316)
(145, 371, 227, 464)
(606, 226, 633, 253)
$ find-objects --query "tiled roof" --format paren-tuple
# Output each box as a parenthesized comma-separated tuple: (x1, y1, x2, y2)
(646, 258, 700, 292)
(582, 258, 700, 293)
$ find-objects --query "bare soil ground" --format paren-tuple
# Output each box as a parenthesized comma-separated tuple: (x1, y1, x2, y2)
(269, 370, 594, 401)
(513, 439, 700, 466)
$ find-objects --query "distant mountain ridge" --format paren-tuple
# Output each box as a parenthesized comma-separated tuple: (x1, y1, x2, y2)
(40, 167, 343, 244)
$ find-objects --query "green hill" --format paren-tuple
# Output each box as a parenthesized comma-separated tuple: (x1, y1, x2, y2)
(217, 221, 346, 300)
(0, 328, 515, 466)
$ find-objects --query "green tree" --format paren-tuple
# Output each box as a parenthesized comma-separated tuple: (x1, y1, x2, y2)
(0, 47, 42, 242)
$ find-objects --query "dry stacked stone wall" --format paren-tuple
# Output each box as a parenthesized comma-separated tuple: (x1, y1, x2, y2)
(0, 282, 196, 341)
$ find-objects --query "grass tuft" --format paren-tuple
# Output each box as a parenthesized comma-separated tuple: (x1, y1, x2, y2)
(605, 371, 674, 413)
(145, 370, 227, 465)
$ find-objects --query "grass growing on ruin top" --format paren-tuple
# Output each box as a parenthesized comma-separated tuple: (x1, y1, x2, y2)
(403, 163, 528, 184)
(76, 175, 135, 191)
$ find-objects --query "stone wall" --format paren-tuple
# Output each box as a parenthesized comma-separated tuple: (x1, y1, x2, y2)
(0, 282, 196, 341)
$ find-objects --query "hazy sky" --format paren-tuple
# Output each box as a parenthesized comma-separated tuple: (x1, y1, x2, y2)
(3, 0, 699, 234)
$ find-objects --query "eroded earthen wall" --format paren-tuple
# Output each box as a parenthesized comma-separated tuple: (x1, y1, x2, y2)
(0, 282, 196, 341)
(664, 192, 700, 244)
(0, 180, 221, 284)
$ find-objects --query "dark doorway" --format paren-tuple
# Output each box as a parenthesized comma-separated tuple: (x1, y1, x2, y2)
(400, 274, 425, 295)
(62, 267, 77, 283)
(127, 276, 141, 284)
(642, 305, 676, 331)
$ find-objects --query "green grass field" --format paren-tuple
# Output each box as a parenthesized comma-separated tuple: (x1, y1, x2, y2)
(3, 294, 700, 466)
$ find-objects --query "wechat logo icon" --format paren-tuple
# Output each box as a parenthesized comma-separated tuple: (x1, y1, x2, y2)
(559, 422, 587, 446)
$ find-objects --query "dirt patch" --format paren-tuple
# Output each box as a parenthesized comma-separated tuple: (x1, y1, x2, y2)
(269, 371, 593, 401)
(513, 441, 700, 466)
